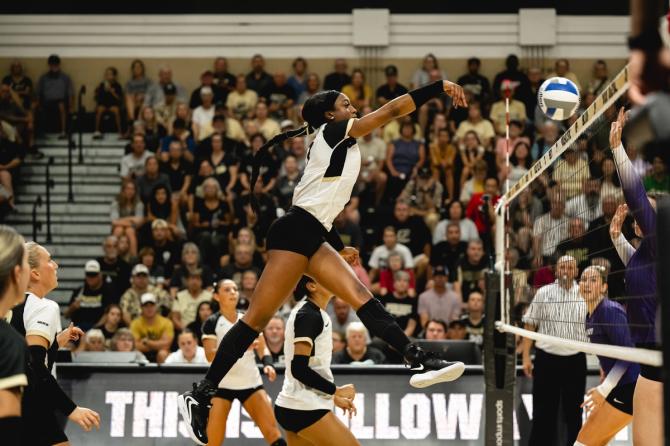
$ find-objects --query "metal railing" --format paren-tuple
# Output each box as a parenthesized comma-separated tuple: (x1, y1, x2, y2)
(31, 195, 42, 242)
(45, 156, 54, 243)
(67, 123, 74, 203)
(77, 85, 86, 164)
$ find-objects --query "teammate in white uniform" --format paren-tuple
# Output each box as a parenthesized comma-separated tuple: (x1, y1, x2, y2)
(181, 78, 467, 444)
(196, 279, 285, 446)
(274, 276, 358, 446)
(0, 226, 30, 446)
(10, 242, 99, 445)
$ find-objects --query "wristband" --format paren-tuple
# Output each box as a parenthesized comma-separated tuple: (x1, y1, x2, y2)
(262, 355, 274, 368)
(408, 80, 444, 109)
(628, 30, 664, 51)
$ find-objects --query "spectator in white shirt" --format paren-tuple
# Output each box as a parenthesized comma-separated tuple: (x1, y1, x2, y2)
(191, 87, 215, 142)
(565, 177, 603, 225)
(164, 330, 208, 364)
(120, 133, 151, 181)
(143, 66, 187, 109)
(368, 226, 414, 282)
(433, 200, 480, 244)
(533, 193, 569, 266)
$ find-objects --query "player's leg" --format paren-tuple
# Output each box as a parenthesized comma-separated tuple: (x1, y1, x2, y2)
(633, 376, 663, 446)
(206, 397, 232, 446)
(305, 243, 464, 387)
(286, 431, 313, 446)
(296, 412, 360, 446)
(576, 401, 631, 446)
(242, 389, 284, 445)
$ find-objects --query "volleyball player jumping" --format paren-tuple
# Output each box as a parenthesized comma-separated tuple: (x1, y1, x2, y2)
(609, 108, 661, 445)
(197, 279, 285, 446)
(180, 80, 468, 443)
(274, 276, 359, 446)
(0, 226, 30, 446)
(575, 266, 639, 446)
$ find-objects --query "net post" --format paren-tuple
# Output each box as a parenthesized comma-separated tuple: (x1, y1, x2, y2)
(484, 271, 515, 446)
(656, 196, 670, 443)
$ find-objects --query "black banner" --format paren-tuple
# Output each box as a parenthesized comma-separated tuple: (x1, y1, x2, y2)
(56, 365, 634, 445)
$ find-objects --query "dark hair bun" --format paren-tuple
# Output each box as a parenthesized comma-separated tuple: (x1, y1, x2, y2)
(301, 90, 340, 128)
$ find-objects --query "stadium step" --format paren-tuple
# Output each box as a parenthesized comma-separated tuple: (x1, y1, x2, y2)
(23, 164, 120, 176)
(17, 183, 120, 195)
(13, 202, 112, 215)
(10, 223, 111, 237)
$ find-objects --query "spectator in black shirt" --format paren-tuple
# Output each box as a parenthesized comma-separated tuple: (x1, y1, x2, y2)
(388, 199, 431, 277)
(380, 271, 419, 338)
(461, 290, 485, 347)
(261, 72, 296, 120)
(36, 54, 73, 138)
(191, 178, 232, 270)
(205, 132, 238, 197)
(213, 57, 237, 93)
(376, 65, 408, 106)
(65, 260, 116, 332)
(245, 54, 272, 94)
(136, 155, 171, 205)
(274, 154, 302, 210)
(217, 243, 260, 289)
(187, 301, 214, 346)
(169, 242, 215, 296)
(431, 222, 467, 283)
(492, 54, 532, 114)
(263, 316, 285, 364)
(94, 304, 126, 347)
(189, 70, 225, 109)
(93, 67, 123, 139)
(456, 57, 491, 104)
(160, 141, 193, 206)
(3, 60, 33, 110)
(96, 235, 132, 302)
(159, 118, 196, 162)
(0, 127, 21, 209)
(332, 322, 386, 365)
(0, 82, 35, 150)
(239, 133, 279, 193)
(146, 219, 180, 277)
(332, 210, 363, 251)
(457, 239, 487, 301)
(323, 58, 351, 92)
(556, 217, 590, 272)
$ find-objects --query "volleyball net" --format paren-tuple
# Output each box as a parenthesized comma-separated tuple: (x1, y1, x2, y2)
(493, 64, 662, 368)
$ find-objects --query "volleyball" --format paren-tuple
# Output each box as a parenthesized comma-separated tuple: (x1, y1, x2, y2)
(537, 76, 581, 121)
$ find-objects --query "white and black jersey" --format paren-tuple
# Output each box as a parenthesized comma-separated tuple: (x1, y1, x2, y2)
(293, 118, 360, 231)
(10, 292, 62, 369)
(202, 312, 263, 390)
(276, 299, 334, 411)
(0, 319, 27, 391)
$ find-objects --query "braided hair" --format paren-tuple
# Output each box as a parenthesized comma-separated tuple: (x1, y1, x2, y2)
(249, 90, 341, 211)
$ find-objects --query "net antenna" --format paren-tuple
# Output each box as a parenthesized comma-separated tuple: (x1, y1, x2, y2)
(494, 64, 662, 367)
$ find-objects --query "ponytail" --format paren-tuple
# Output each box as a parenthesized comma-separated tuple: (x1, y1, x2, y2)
(248, 124, 313, 212)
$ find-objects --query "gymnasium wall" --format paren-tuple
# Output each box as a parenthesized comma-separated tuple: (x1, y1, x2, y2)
(0, 12, 629, 109)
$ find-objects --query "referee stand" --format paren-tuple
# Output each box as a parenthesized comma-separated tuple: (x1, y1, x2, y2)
(484, 271, 515, 445)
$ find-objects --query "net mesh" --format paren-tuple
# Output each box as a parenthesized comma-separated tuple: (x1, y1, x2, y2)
(496, 65, 662, 366)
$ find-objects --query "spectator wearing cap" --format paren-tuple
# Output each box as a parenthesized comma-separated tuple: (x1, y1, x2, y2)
(376, 65, 408, 106)
(120, 263, 170, 326)
(287, 57, 308, 98)
(36, 54, 73, 138)
(447, 319, 468, 340)
(323, 58, 351, 92)
(399, 167, 444, 231)
(418, 266, 462, 329)
(92, 66, 123, 139)
(145, 219, 180, 278)
(120, 133, 151, 181)
(171, 269, 213, 332)
(431, 222, 468, 283)
(143, 66, 186, 109)
(96, 235, 132, 302)
(253, 102, 281, 141)
(489, 85, 528, 136)
(456, 57, 491, 104)
(245, 54, 273, 94)
(191, 86, 216, 141)
(225, 74, 258, 120)
(190, 70, 225, 109)
(154, 83, 179, 131)
(424, 319, 448, 340)
(165, 330, 208, 364)
(65, 260, 116, 332)
(159, 117, 196, 161)
(130, 292, 174, 363)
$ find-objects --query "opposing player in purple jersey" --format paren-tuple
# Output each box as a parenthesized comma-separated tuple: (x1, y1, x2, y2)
(575, 266, 639, 445)
(609, 108, 660, 445)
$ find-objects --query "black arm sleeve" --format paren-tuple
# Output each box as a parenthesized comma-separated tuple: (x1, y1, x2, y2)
(408, 80, 444, 109)
(325, 226, 345, 252)
(290, 355, 336, 395)
(28, 345, 76, 416)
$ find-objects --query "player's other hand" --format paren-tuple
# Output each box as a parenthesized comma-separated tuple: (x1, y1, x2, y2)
(610, 204, 628, 241)
(335, 383, 356, 400)
(334, 395, 357, 419)
(442, 81, 468, 109)
(522, 353, 533, 378)
(263, 365, 277, 382)
(57, 322, 85, 347)
(339, 247, 360, 267)
(69, 406, 101, 432)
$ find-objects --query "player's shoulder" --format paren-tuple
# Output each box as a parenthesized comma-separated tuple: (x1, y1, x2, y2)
(25, 294, 59, 318)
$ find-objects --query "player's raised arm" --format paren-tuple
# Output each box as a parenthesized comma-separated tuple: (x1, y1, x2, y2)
(348, 80, 467, 138)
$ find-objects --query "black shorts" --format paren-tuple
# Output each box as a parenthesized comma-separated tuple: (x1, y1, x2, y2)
(605, 381, 636, 415)
(274, 405, 330, 433)
(636, 342, 664, 382)
(20, 389, 68, 445)
(266, 206, 327, 258)
(214, 385, 263, 404)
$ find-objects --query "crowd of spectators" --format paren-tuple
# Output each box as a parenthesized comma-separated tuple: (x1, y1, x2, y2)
(6, 52, 670, 365)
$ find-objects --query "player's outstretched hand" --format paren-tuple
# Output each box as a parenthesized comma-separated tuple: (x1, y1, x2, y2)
(69, 406, 101, 432)
(335, 383, 356, 400)
(57, 322, 85, 347)
(610, 204, 628, 241)
(609, 107, 626, 148)
(339, 247, 360, 267)
(442, 81, 468, 109)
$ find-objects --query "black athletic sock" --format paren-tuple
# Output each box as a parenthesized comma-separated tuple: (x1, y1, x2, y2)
(205, 319, 259, 385)
(356, 298, 411, 355)
(271, 439, 287, 446)
(0, 416, 21, 445)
